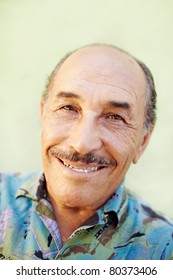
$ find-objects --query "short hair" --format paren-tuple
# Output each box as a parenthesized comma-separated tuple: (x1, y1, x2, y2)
(42, 44, 157, 131)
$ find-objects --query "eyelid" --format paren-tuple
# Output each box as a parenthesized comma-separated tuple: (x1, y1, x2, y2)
(61, 105, 75, 110)
(59, 105, 75, 111)
(107, 113, 125, 120)
(60, 104, 80, 113)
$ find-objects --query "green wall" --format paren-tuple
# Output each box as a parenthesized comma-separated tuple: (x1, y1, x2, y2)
(0, 0, 173, 217)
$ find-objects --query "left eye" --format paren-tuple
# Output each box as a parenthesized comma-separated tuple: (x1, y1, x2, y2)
(107, 114, 124, 121)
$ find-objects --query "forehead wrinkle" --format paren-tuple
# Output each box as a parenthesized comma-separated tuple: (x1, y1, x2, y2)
(55, 91, 82, 100)
(64, 78, 137, 102)
(76, 72, 137, 96)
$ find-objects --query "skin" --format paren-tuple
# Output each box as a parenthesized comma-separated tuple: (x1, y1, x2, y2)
(41, 45, 153, 242)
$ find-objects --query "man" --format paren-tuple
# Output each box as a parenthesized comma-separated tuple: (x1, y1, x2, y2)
(0, 44, 173, 260)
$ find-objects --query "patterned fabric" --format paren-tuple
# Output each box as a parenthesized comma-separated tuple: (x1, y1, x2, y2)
(0, 172, 173, 260)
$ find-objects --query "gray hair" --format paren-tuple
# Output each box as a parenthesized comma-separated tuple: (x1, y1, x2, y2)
(136, 60, 157, 131)
(42, 44, 157, 131)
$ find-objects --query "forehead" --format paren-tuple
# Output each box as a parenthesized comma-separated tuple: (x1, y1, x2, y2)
(50, 46, 147, 105)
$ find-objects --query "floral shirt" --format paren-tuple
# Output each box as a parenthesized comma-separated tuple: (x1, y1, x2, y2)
(0, 172, 173, 260)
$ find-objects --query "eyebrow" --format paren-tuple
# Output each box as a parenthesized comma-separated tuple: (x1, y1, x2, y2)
(55, 91, 81, 100)
(55, 91, 131, 112)
(107, 101, 131, 110)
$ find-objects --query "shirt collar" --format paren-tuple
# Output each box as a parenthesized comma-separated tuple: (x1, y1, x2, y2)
(16, 172, 47, 200)
(96, 180, 128, 226)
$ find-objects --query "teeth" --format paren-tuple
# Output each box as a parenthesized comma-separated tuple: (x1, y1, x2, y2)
(63, 161, 99, 172)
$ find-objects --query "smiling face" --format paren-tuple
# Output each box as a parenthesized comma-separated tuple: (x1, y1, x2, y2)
(41, 46, 152, 211)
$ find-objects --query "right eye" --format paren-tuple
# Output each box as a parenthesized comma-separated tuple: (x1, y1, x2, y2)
(60, 105, 76, 111)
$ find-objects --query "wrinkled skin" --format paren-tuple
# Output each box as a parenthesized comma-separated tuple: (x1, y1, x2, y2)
(40, 46, 153, 235)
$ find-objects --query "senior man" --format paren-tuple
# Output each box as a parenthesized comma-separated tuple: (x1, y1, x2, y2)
(0, 44, 173, 260)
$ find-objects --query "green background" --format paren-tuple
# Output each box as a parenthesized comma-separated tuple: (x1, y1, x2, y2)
(0, 0, 173, 218)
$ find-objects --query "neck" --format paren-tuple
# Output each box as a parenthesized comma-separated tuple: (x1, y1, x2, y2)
(50, 201, 96, 245)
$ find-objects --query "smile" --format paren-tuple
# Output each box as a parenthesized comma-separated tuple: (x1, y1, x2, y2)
(61, 160, 105, 173)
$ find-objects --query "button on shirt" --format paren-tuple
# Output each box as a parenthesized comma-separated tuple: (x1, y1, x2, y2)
(0, 172, 173, 260)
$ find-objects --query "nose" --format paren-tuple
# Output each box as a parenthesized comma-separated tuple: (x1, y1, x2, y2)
(67, 114, 103, 155)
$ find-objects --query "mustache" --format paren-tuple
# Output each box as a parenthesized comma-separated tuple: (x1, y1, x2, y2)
(49, 147, 116, 166)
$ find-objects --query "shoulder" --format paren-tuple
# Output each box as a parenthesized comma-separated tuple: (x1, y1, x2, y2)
(126, 190, 173, 259)
(0, 172, 36, 192)
(127, 189, 173, 226)
(0, 172, 37, 211)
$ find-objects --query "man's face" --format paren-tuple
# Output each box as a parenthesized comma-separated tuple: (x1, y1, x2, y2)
(41, 46, 151, 210)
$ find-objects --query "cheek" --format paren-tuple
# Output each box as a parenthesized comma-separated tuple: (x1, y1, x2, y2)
(41, 117, 71, 149)
(104, 128, 140, 161)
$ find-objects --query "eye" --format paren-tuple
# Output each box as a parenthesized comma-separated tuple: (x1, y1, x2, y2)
(60, 105, 77, 112)
(107, 114, 125, 122)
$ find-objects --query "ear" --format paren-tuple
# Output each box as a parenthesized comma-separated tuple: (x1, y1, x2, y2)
(40, 100, 44, 116)
(133, 127, 154, 164)
(40, 100, 46, 126)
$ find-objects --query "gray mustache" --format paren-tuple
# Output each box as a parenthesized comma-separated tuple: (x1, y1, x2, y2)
(49, 148, 116, 166)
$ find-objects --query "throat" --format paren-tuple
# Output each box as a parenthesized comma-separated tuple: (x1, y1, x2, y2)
(51, 202, 96, 244)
